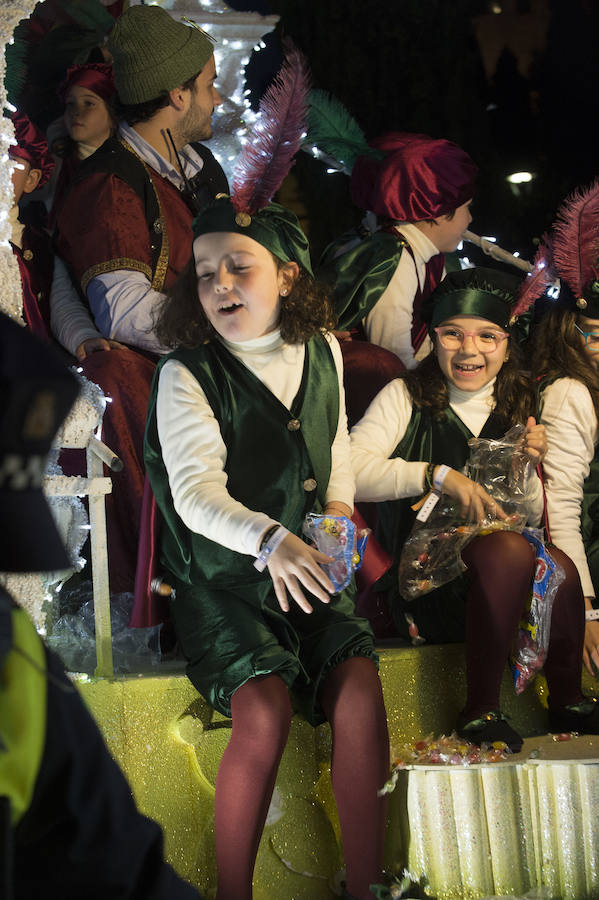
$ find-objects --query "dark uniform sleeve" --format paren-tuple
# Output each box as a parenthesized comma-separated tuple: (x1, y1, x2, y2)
(13, 646, 202, 900)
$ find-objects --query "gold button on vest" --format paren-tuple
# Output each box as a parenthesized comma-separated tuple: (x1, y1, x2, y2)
(303, 478, 317, 492)
(287, 419, 301, 432)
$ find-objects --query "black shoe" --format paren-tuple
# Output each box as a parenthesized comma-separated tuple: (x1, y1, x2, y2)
(457, 709, 523, 753)
(548, 696, 599, 734)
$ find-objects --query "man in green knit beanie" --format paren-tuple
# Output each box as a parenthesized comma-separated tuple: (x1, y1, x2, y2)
(55, 3, 228, 354)
(53, 5, 229, 596)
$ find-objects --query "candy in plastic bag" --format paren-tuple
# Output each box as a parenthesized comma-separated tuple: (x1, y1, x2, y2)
(398, 495, 475, 599)
(510, 528, 564, 694)
(303, 513, 369, 593)
(465, 423, 533, 520)
(399, 424, 532, 600)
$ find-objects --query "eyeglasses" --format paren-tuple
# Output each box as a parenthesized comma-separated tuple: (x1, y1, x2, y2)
(575, 323, 599, 351)
(434, 326, 509, 353)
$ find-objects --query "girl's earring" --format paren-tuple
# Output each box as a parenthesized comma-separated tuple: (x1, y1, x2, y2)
(280, 289, 288, 296)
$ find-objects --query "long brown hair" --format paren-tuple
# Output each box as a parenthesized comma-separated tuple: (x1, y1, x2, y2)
(530, 307, 599, 420)
(154, 254, 336, 350)
(403, 336, 537, 428)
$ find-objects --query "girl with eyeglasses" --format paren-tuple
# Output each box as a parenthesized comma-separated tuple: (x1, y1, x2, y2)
(351, 266, 599, 751)
(530, 180, 599, 681)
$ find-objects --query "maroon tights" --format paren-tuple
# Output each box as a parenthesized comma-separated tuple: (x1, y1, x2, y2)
(461, 531, 585, 719)
(214, 658, 389, 900)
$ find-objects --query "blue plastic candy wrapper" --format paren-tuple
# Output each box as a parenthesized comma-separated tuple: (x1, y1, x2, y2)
(303, 514, 369, 593)
(510, 528, 564, 694)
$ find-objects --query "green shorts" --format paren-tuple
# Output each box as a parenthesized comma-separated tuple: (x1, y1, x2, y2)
(169, 575, 377, 725)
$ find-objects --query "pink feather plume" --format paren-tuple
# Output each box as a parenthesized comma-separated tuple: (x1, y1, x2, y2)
(510, 236, 554, 320)
(231, 45, 310, 215)
(552, 179, 599, 297)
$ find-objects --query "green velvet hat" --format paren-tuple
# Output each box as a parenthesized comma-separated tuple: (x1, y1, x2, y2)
(192, 196, 313, 275)
(422, 267, 525, 332)
(191, 46, 313, 274)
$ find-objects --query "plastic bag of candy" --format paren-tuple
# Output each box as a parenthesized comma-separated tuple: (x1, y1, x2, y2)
(510, 528, 564, 694)
(398, 496, 475, 598)
(303, 513, 370, 593)
(465, 423, 533, 519)
(399, 425, 532, 600)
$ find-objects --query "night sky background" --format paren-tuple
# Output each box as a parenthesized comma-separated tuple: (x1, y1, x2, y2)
(8, 0, 599, 268)
(229, 0, 599, 266)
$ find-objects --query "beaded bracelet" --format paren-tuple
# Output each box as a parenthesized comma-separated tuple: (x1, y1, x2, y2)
(586, 609, 599, 622)
(254, 525, 289, 572)
(259, 524, 279, 550)
(424, 462, 436, 492)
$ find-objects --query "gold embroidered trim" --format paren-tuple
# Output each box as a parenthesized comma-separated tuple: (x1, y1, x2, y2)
(149, 184, 170, 293)
(81, 258, 153, 293)
(118, 138, 170, 293)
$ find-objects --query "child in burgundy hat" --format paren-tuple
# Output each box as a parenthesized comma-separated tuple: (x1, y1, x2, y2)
(8, 111, 56, 340)
(49, 63, 116, 228)
(320, 131, 477, 370)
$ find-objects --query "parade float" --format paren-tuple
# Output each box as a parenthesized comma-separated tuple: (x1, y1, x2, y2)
(1, 2, 599, 897)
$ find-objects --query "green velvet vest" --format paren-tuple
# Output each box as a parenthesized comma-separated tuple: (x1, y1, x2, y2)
(144, 335, 339, 588)
(376, 403, 505, 565)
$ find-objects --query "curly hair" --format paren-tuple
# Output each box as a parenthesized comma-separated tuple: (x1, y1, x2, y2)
(154, 254, 337, 350)
(402, 336, 537, 429)
(530, 307, 599, 421)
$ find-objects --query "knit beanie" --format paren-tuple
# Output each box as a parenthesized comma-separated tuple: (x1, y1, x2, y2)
(108, 6, 215, 105)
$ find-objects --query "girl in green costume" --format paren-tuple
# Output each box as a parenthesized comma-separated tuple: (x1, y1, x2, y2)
(530, 180, 599, 680)
(144, 195, 389, 900)
(351, 266, 599, 753)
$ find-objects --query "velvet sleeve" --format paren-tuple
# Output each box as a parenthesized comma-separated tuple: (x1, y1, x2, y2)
(55, 172, 154, 295)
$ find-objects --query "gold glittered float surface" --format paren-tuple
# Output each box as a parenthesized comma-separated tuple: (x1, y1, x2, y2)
(76, 644, 599, 899)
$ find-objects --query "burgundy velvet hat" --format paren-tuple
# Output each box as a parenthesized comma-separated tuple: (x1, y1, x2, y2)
(351, 131, 478, 222)
(10, 111, 55, 188)
(59, 63, 115, 104)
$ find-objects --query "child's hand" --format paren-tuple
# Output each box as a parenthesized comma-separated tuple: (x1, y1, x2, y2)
(267, 533, 335, 614)
(523, 416, 547, 464)
(440, 468, 506, 523)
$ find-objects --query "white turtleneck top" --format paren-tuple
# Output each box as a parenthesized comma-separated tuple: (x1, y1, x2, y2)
(363, 223, 443, 370)
(540, 377, 598, 597)
(350, 376, 543, 525)
(156, 330, 354, 559)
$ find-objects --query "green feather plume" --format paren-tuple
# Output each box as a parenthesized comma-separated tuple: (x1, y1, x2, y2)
(304, 88, 383, 174)
(3, 23, 29, 107)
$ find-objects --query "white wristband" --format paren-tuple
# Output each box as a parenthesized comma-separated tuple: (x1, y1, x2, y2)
(433, 464, 451, 492)
(254, 525, 289, 572)
(586, 608, 599, 622)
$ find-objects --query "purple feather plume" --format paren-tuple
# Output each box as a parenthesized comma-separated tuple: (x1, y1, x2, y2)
(552, 179, 599, 297)
(510, 236, 554, 320)
(231, 45, 310, 215)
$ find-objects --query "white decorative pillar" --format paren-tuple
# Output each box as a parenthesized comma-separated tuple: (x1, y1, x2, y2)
(0, 0, 36, 323)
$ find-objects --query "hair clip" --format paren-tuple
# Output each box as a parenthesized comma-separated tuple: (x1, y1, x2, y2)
(181, 16, 216, 43)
